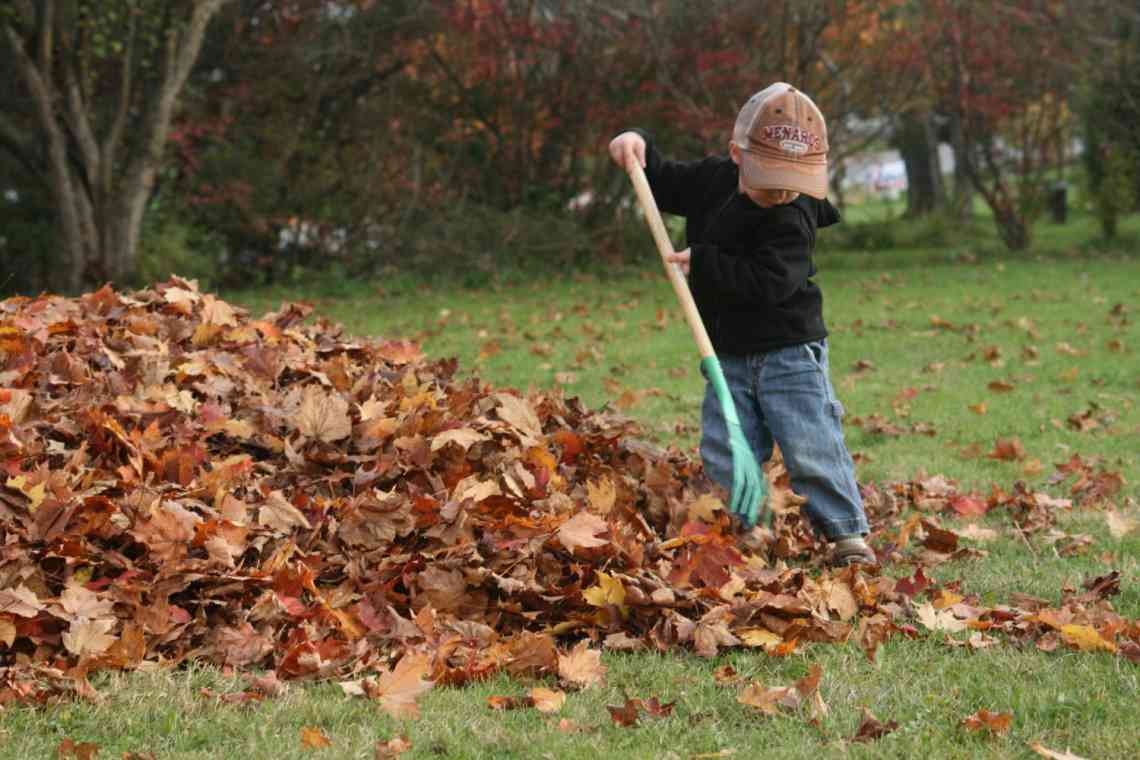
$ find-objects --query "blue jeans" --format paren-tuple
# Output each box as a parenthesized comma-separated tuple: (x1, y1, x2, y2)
(699, 339, 869, 540)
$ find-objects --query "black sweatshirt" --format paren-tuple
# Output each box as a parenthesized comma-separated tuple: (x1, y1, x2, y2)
(632, 129, 840, 356)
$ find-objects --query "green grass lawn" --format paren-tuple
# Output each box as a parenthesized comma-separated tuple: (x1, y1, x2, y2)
(3, 215, 1138, 759)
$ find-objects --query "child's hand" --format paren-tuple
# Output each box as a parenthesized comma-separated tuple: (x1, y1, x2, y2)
(665, 247, 690, 275)
(608, 131, 646, 172)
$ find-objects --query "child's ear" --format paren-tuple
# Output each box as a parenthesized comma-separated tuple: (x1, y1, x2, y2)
(729, 141, 741, 165)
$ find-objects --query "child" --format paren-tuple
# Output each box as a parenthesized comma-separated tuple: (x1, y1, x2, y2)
(608, 82, 874, 566)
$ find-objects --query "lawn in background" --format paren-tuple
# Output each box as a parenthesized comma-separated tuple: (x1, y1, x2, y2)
(2, 214, 1137, 759)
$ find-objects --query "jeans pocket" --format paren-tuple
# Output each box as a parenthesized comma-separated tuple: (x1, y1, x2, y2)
(804, 341, 826, 366)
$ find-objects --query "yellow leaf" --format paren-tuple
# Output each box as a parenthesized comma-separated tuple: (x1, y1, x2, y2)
(528, 687, 566, 713)
(582, 571, 626, 609)
(737, 627, 782, 651)
(586, 477, 616, 514)
(5, 475, 45, 511)
(1058, 624, 1116, 653)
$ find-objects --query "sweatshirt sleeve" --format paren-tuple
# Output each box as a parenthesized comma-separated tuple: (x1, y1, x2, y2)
(626, 128, 713, 217)
(818, 198, 841, 227)
(687, 208, 813, 308)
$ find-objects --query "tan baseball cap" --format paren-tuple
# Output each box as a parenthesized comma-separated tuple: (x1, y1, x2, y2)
(733, 82, 829, 199)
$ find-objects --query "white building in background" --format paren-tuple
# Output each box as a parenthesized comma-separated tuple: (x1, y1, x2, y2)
(836, 144, 957, 201)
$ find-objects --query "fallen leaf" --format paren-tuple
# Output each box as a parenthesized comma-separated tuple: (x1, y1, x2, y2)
(713, 665, 741, 686)
(949, 494, 988, 517)
(557, 640, 606, 688)
(556, 718, 584, 733)
(1105, 510, 1137, 539)
(582, 571, 625, 608)
(300, 726, 332, 749)
(56, 739, 100, 760)
(1058, 624, 1116, 653)
(1028, 744, 1088, 760)
(430, 427, 489, 452)
(293, 385, 352, 443)
(958, 523, 998, 542)
(374, 736, 413, 758)
(852, 707, 899, 742)
(607, 698, 641, 727)
(529, 686, 566, 713)
(737, 682, 794, 716)
(987, 437, 1026, 462)
(916, 602, 967, 633)
(61, 618, 116, 657)
(494, 392, 543, 443)
(258, 490, 312, 532)
(375, 652, 434, 719)
(586, 477, 617, 514)
(737, 627, 782, 652)
(960, 708, 1012, 734)
(557, 512, 609, 551)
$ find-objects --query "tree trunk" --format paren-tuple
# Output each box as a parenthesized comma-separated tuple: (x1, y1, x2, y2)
(946, 113, 975, 220)
(895, 110, 945, 217)
(2, 1, 229, 293)
(994, 211, 1029, 250)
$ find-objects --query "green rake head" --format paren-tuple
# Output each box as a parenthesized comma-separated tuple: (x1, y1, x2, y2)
(701, 356, 770, 529)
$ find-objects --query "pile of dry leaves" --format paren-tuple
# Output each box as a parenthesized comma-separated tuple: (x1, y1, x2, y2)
(0, 279, 1135, 709)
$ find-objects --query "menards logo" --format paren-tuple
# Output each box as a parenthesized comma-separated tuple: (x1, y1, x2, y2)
(759, 124, 822, 154)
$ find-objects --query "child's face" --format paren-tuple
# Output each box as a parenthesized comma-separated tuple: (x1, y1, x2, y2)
(743, 188, 799, 207)
(728, 141, 800, 207)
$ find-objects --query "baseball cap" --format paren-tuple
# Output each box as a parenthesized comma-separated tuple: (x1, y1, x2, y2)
(732, 82, 829, 199)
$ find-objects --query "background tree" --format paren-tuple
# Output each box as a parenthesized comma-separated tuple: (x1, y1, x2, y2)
(168, 0, 429, 282)
(1, 0, 232, 292)
(1077, 1, 1140, 238)
(920, 0, 1080, 250)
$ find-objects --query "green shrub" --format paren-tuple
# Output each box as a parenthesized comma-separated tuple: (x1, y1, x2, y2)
(134, 210, 226, 290)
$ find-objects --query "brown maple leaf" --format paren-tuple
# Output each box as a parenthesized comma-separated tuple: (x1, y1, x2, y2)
(374, 652, 434, 719)
(61, 618, 116, 657)
(556, 512, 609, 551)
(557, 640, 606, 689)
(257, 490, 312, 532)
(292, 385, 352, 443)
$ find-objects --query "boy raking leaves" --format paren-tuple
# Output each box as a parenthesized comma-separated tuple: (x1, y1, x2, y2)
(609, 82, 874, 566)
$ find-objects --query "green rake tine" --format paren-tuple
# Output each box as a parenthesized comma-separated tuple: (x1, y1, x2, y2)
(702, 357, 769, 529)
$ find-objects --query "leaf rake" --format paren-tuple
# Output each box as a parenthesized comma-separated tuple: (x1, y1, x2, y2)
(625, 162, 770, 529)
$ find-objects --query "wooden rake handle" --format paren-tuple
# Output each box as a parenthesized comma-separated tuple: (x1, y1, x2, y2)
(626, 161, 716, 360)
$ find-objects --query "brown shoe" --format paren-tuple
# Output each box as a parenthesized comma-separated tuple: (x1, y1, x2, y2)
(829, 539, 877, 567)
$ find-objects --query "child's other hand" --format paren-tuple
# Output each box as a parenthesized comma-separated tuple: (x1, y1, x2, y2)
(608, 131, 646, 172)
(665, 247, 690, 275)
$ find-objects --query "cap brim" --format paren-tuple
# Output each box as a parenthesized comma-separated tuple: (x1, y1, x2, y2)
(739, 153, 828, 199)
